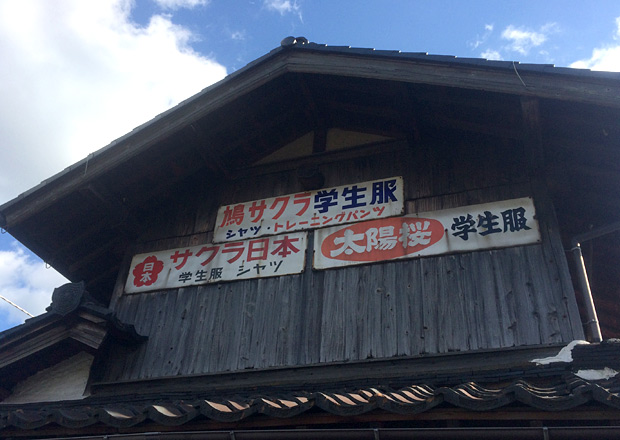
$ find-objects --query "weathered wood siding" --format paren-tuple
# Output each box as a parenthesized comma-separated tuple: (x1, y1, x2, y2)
(103, 136, 584, 382)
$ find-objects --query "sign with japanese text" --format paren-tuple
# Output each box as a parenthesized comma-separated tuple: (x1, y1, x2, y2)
(214, 177, 404, 243)
(314, 197, 540, 270)
(125, 232, 307, 293)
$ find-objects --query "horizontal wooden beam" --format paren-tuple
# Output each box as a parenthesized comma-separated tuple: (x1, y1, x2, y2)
(91, 344, 564, 398)
(285, 51, 620, 109)
(0, 325, 69, 369)
(230, 139, 409, 180)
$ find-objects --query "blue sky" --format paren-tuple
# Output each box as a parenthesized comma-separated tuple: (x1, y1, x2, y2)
(1, 0, 620, 331)
(128, 0, 620, 71)
(134, 0, 620, 70)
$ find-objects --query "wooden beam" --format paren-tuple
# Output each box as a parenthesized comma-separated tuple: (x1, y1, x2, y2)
(286, 51, 620, 108)
(70, 321, 108, 350)
(230, 139, 408, 180)
(0, 325, 69, 369)
(91, 343, 564, 398)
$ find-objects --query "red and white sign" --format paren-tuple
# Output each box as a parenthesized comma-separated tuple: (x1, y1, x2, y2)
(314, 197, 540, 269)
(214, 177, 404, 243)
(125, 232, 307, 293)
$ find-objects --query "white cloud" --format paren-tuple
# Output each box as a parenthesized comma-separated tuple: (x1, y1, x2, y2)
(0, 0, 227, 203)
(469, 23, 494, 50)
(231, 30, 246, 41)
(571, 46, 620, 71)
(153, 0, 210, 9)
(500, 22, 558, 56)
(481, 50, 502, 61)
(570, 16, 620, 72)
(0, 242, 68, 328)
(264, 0, 302, 19)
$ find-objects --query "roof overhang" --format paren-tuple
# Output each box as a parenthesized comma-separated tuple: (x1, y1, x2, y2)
(1, 39, 620, 302)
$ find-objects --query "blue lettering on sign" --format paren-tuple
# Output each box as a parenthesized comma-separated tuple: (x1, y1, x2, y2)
(342, 185, 367, 209)
(314, 189, 339, 213)
(370, 179, 398, 205)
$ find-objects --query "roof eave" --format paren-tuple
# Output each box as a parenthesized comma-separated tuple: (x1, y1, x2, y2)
(2, 41, 620, 230)
(0, 45, 289, 229)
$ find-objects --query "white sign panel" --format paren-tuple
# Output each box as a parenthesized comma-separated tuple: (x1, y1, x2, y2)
(125, 232, 307, 293)
(214, 177, 404, 243)
(314, 197, 540, 270)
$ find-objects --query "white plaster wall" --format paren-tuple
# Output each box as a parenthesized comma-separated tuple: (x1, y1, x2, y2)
(3, 351, 93, 404)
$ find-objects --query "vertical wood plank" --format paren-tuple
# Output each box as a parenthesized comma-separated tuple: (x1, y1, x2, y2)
(187, 285, 210, 374)
(420, 257, 439, 354)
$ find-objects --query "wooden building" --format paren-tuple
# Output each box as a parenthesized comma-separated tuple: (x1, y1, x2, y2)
(1, 37, 620, 438)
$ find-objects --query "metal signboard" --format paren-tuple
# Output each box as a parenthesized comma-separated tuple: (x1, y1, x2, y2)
(125, 232, 307, 293)
(214, 177, 404, 243)
(314, 197, 540, 270)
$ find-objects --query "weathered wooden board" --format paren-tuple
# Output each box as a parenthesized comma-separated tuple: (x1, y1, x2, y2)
(105, 138, 584, 382)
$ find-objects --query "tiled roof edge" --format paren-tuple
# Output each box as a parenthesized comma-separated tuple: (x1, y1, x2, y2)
(2, 376, 620, 430)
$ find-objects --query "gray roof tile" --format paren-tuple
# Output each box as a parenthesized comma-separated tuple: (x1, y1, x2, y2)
(2, 376, 620, 431)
